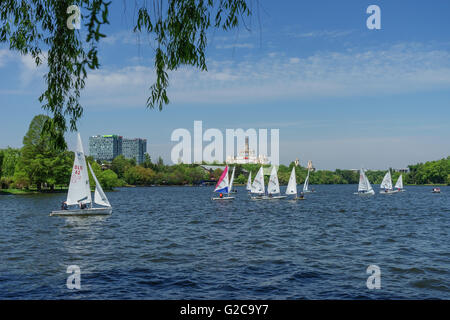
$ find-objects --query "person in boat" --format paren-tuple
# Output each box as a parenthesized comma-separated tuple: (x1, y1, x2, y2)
(299, 192, 304, 199)
(219, 193, 223, 198)
(78, 201, 87, 209)
(61, 201, 68, 210)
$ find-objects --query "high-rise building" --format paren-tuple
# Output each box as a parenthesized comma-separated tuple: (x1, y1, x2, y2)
(122, 138, 147, 164)
(89, 135, 123, 162)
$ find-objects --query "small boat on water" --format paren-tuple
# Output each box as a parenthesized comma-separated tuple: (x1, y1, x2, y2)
(432, 187, 441, 194)
(379, 170, 405, 194)
(246, 171, 252, 193)
(303, 168, 315, 193)
(212, 166, 234, 200)
(286, 167, 305, 200)
(50, 133, 112, 216)
(250, 167, 265, 200)
(264, 166, 286, 200)
(379, 170, 397, 194)
(355, 168, 375, 196)
(394, 174, 405, 193)
(228, 166, 237, 194)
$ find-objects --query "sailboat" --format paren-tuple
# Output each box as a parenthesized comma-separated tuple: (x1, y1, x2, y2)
(355, 168, 375, 196)
(228, 166, 237, 194)
(380, 170, 398, 194)
(394, 174, 405, 192)
(265, 166, 286, 199)
(50, 133, 112, 216)
(303, 168, 315, 193)
(246, 171, 252, 193)
(212, 166, 234, 200)
(250, 167, 265, 200)
(286, 167, 304, 200)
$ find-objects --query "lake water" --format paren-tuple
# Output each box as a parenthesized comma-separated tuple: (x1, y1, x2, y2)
(0, 185, 449, 299)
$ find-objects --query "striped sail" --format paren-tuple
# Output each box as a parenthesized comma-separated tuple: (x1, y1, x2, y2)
(214, 166, 229, 193)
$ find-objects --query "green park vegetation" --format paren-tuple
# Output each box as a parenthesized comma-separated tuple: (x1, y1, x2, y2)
(1, 115, 449, 194)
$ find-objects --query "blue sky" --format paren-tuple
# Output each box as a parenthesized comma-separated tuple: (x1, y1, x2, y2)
(1, 0, 450, 169)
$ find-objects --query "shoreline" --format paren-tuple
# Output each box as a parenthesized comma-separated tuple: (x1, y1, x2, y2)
(1, 184, 447, 195)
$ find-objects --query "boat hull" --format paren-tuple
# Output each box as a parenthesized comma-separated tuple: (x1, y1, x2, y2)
(263, 195, 287, 200)
(50, 207, 112, 216)
(355, 191, 375, 196)
(212, 197, 235, 201)
(379, 190, 400, 194)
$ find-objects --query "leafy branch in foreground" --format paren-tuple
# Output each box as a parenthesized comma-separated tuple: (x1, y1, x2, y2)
(1, 0, 110, 149)
(134, 0, 251, 110)
(0, 0, 252, 148)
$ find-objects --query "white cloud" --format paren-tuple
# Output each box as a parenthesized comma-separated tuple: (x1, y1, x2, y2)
(0, 49, 13, 67)
(216, 43, 255, 49)
(81, 42, 450, 107)
(294, 30, 354, 39)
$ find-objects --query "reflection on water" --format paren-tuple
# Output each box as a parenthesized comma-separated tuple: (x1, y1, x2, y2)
(0, 185, 449, 299)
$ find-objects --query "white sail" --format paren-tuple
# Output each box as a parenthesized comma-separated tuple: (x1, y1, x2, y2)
(268, 166, 280, 195)
(358, 169, 368, 192)
(88, 162, 111, 207)
(380, 171, 393, 190)
(228, 167, 235, 193)
(66, 133, 92, 206)
(286, 167, 297, 195)
(251, 167, 265, 194)
(366, 173, 374, 193)
(358, 168, 374, 193)
(246, 172, 252, 191)
(303, 170, 310, 192)
(394, 175, 403, 190)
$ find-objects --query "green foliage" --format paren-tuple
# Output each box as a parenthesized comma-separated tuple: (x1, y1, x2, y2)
(408, 157, 450, 185)
(98, 169, 119, 190)
(111, 155, 135, 179)
(1, 147, 21, 178)
(15, 115, 70, 189)
(0, 150, 3, 178)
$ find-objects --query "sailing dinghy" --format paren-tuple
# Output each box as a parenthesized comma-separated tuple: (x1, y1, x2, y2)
(286, 167, 304, 200)
(212, 166, 234, 200)
(246, 172, 252, 193)
(394, 174, 405, 192)
(303, 168, 315, 193)
(265, 166, 286, 199)
(228, 166, 237, 193)
(355, 168, 375, 196)
(250, 167, 265, 200)
(380, 170, 398, 194)
(50, 133, 112, 216)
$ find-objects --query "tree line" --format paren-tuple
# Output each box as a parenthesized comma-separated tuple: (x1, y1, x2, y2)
(1, 115, 449, 192)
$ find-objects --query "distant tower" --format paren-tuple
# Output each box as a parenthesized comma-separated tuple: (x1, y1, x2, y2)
(295, 158, 300, 167)
(307, 160, 315, 171)
(244, 136, 249, 160)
